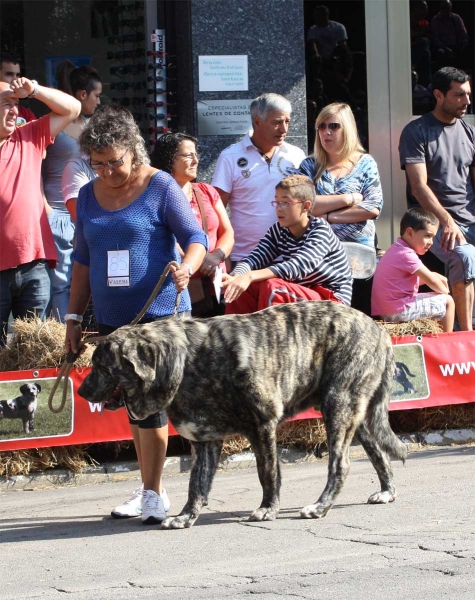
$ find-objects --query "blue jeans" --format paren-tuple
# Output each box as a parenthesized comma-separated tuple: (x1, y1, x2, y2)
(0, 259, 51, 344)
(47, 210, 75, 322)
(430, 223, 475, 286)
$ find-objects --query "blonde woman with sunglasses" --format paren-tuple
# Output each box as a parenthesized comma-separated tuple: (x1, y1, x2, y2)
(299, 102, 383, 249)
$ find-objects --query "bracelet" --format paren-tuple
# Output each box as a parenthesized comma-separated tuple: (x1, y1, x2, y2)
(215, 247, 226, 262)
(28, 80, 39, 98)
(182, 262, 194, 276)
(64, 313, 83, 323)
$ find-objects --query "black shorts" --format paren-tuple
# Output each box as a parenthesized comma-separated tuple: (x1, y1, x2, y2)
(97, 315, 184, 429)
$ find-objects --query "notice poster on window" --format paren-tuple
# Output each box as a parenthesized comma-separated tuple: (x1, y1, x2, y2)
(198, 55, 248, 91)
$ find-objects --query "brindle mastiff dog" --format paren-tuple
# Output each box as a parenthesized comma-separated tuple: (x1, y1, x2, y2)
(78, 301, 407, 529)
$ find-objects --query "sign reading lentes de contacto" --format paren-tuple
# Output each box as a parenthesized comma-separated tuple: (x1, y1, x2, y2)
(197, 100, 252, 135)
(198, 55, 248, 91)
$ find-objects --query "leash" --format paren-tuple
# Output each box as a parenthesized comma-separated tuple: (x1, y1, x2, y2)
(47, 260, 183, 414)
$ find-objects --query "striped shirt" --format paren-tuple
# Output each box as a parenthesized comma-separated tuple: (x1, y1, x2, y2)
(232, 216, 353, 305)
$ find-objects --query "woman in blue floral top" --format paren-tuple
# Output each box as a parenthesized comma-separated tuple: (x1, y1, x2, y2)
(299, 102, 383, 248)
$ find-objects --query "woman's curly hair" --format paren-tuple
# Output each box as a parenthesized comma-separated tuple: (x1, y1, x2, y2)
(150, 132, 198, 174)
(79, 104, 150, 168)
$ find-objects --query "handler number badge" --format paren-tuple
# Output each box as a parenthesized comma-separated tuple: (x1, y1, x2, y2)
(107, 249, 130, 287)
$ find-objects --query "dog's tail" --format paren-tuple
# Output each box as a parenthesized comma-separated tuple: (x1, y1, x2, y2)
(396, 361, 416, 378)
(368, 346, 407, 463)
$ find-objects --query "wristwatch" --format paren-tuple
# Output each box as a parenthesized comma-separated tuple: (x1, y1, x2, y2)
(64, 313, 83, 323)
(28, 80, 39, 97)
(182, 262, 194, 276)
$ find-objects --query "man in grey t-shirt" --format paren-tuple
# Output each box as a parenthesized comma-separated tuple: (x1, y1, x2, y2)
(399, 67, 475, 330)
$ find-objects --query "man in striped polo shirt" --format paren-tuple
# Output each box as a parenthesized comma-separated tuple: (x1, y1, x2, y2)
(223, 175, 352, 313)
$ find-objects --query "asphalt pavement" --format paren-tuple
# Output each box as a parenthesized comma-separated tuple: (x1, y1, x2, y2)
(1, 445, 474, 600)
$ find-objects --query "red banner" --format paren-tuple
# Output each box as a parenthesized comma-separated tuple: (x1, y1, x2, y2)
(1, 332, 474, 451)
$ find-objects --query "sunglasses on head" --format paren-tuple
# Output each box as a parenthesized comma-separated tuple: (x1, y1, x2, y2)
(317, 122, 342, 131)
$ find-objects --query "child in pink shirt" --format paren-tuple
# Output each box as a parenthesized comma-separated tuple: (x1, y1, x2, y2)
(371, 208, 455, 332)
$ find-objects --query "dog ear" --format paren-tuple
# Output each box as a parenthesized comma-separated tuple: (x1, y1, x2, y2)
(35, 383, 41, 393)
(120, 337, 185, 402)
(20, 384, 28, 395)
(120, 339, 157, 388)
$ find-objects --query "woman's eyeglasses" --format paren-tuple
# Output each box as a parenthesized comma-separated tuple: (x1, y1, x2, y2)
(90, 149, 128, 171)
(271, 200, 304, 209)
(317, 122, 342, 131)
(177, 152, 200, 161)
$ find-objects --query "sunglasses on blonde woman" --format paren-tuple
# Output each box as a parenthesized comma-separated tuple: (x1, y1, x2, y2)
(317, 122, 342, 131)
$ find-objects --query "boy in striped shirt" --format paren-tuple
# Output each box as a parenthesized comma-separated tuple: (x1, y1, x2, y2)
(223, 175, 352, 313)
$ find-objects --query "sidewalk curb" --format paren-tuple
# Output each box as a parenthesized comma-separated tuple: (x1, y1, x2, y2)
(1, 429, 474, 493)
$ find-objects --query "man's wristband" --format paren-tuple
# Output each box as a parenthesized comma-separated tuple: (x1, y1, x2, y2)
(28, 80, 39, 98)
(64, 313, 83, 323)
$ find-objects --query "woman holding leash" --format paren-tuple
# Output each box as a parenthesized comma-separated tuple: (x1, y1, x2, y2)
(151, 133, 234, 317)
(64, 105, 207, 524)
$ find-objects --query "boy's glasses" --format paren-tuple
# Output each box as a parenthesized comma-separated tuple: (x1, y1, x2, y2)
(271, 200, 304, 209)
(90, 150, 128, 171)
(317, 122, 342, 131)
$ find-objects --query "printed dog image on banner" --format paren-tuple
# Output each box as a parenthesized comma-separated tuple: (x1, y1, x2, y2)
(391, 343, 430, 401)
(0, 378, 73, 441)
(78, 301, 407, 529)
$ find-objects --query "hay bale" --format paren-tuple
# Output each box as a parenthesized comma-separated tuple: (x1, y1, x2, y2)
(221, 419, 328, 457)
(390, 403, 475, 433)
(0, 445, 98, 477)
(375, 317, 443, 337)
(0, 316, 94, 372)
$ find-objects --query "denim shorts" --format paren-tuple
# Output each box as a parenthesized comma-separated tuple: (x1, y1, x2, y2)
(381, 292, 448, 323)
(429, 223, 475, 286)
(0, 259, 51, 345)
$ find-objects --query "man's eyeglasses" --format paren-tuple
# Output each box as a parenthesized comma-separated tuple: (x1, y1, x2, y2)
(90, 149, 128, 171)
(271, 200, 305, 209)
(177, 152, 200, 161)
(317, 122, 342, 131)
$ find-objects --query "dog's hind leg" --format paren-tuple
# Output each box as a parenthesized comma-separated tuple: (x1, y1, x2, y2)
(355, 421, 397, 504)
(161, 440, 223, 530)
(248, 425, 281, 522)
(301, 393, 359, 519)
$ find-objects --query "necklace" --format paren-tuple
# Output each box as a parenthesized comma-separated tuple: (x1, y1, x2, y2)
(251, 137, 275, 164)
(329, 160, 352, 180)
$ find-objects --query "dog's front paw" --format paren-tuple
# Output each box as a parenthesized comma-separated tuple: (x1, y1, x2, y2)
(161, 514, 198, 530)
(248, 507, 278, 522)
(367, 490, 396, 504)
(300, 502, 331, 519)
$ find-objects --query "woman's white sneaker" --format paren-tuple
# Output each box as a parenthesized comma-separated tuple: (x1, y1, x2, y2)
(111, 485, 143, 518)
(142, 489, 166, 524)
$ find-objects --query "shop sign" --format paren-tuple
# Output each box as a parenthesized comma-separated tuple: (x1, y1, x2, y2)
(198, 55, 248, 91)
(197, 99, 252, 135)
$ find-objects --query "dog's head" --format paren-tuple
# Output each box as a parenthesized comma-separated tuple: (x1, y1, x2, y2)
(20, 383, 41, 399)
(78, 323, 187, 420)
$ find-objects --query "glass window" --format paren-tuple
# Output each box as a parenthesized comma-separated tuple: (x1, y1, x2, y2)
(0, 1, 162, 146)
(410, 0, 474, 115)
(304, 0, 368, 152)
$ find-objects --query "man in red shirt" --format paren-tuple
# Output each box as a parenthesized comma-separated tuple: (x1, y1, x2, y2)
(0, 76, 81, 344)
(0, 53, 37, 125)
